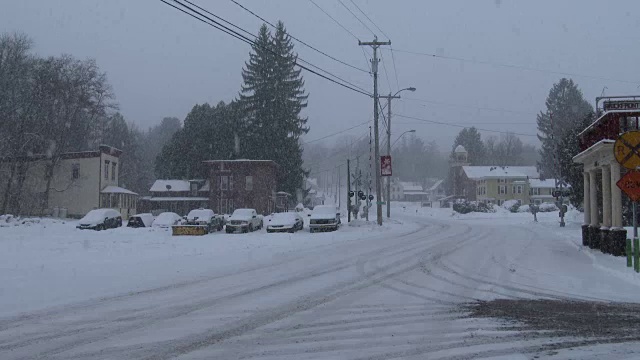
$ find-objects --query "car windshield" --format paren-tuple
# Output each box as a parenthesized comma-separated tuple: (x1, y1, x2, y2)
(154, 213, 178, 224)
(80, 209, 110, 222)
(232, 209, 254, 218)
(271, 212, 296, 221)
(4, 2, 635, 358)
(187, 210, 211, 219)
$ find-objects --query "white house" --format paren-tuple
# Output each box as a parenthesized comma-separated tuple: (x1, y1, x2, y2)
(0, 145, 138, 218)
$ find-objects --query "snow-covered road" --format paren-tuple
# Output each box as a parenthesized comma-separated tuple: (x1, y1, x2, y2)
(3, 210, 640, 359)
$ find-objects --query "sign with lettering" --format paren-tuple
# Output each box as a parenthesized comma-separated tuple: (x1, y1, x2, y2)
(381, 155, 392, 176)
(604, 100, 640, 111)
(172, 225, 208, 236)
(617, 171, 640, 202)
(614, 131, 640, 170)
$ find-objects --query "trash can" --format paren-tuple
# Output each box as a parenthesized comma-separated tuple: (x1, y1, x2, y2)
(52, 207, 60, 218)
(59, 208, 68, 218)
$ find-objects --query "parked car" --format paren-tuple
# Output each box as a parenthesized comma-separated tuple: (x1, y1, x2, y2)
(77, 208, 122, 230)
(184, 208, 225, 233)
(127, 213, 154, 228)
(226, 208, 263, 233)
(152, 212, 183, 228)
(309, 205, 340, 233)
(267, 212, 304, 233)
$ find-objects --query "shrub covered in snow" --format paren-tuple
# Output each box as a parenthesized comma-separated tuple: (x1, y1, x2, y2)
(538, 202, 559, 212)
(501, 200, 521, 213)
(453, 200, 496, 214)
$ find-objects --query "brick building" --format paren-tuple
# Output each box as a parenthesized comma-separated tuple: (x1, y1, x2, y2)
(204, 160, 279, 215)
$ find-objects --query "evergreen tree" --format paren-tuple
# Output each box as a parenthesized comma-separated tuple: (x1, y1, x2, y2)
(537, 78, 593, 179)
(240, 22, 309, 195)
(451, 127, 485, 165)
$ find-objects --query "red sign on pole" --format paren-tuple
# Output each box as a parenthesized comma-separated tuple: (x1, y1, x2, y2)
(617, 171, 640, 202)
(381, 155, 392, 176)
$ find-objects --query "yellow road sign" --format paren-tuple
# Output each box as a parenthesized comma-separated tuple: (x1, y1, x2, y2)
(614, 131, 640, 170)
(172, 225, 208, 236)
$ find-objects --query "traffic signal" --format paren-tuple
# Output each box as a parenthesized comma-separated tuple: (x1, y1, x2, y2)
(348, 191, 354, 198)
(368, 194, 374, 201)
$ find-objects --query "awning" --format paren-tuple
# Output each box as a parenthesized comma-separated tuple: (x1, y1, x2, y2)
(101, 186, 138, 196)
(142, 197, 209, 202)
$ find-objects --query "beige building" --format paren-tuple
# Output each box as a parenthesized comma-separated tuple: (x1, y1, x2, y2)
(0, 145, 138, 218)
(463, 166, 538, 206)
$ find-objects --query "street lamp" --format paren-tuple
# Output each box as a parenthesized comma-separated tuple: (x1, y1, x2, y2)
(382, 87, 416, 218)
(391, 129, 416, 148)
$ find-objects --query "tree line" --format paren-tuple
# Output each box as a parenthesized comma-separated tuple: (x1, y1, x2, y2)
(0, 33, 179, 214)
(447, 77, 593, 205)
(156, 22, 308, 196)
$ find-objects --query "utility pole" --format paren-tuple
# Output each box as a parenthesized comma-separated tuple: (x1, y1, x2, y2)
(360, 36, 390, 226)
(347, 159, 351, 223)
(383, 93, 399, 218)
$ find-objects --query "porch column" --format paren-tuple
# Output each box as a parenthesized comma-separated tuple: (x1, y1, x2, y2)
(610, 161, 626, 256)
(583, 172, 591, 225)
(601, 165, 612, 229)
(589, 169, 599, 227)
(610, 161, 623, 229)
(589, 168, 600, 249)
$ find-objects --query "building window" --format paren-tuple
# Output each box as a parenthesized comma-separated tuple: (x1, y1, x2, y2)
(104, 160, 110, 180)
(245, 176, 253, 191)
(534, 199, 542, 205)
(532, 188, 540, 196)
(229, 175, 234, 191)
(112, 162, 117, 181)
(72, 163, 80, 180)
(498, 185, 506, 195)
(220, 198, 228, 214)
(220, 176, 229, 190)
(228, 199, 234, 213)
(499, 178, 506, 184)
(191, 182, 198, 196)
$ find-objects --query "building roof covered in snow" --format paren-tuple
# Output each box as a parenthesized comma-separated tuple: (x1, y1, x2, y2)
(427, 179, 444, 192)
(462, 166, 539, 180)
(150, 180, 191, 192)
(100, 185, 138, 196)
(528, 179, 557, 188)
(400, 182, 423, 192)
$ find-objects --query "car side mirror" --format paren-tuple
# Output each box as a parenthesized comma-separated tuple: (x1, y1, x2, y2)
(307, 214, 311, 217)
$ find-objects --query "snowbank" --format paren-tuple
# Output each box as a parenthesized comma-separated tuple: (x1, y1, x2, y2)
(0, 216, 418, 317)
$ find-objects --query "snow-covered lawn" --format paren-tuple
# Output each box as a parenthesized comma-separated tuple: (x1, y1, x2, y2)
(0, 216, 417, 317)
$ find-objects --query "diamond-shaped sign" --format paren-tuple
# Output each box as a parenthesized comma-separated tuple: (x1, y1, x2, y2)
(617, 171, 640, 202)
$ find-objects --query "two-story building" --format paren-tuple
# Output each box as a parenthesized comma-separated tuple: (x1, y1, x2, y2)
(528, 179, 557, 205)
(573, 97, 640, 256)
(139, 179, 209, 215)
(462, 166, 539, 206)
(205, 159, 279, 215)
(0, 145, 138, 218)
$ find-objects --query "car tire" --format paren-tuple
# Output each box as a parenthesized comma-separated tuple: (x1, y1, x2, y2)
(310, 228, 314, 234)
(267, 229, 273, 233)
(249, 224, 254, 232)
(96, 224, 103, 231)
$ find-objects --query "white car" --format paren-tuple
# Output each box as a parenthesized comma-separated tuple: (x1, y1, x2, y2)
(309, 205, 340, 233)
(267, 212, 304, 233)
(185, 208, 224, 232)
(152, 212, 182, 228)
(77, 208, 122, 230)
(127, 213, 155, 228)
(226, 208, 263, 233)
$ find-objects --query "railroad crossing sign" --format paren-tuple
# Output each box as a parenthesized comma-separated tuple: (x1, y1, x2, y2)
(614, 131, 640, 170)
(617, 171, 640, 202)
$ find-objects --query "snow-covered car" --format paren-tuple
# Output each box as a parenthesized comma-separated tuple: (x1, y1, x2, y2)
(266, 212, 304, 233)
(226, 208, 263, 233)
(184, 208, 225, 232)
(76, 208, 122, 230)
(126, 213, 154, 228)
(152, 212, 183, 228)
(309, 205, 340, 233)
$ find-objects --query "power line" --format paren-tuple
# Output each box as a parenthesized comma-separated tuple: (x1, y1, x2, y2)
(348, 0, 390, 40)
(393, 48, 640, 86)
(229, 0, 368, 73)
(308, 0, 360, 41)
(160, 0, 372, 96)
(337, 0, 376, 37)
(302, 119, 371, 145)
(389, 47, 400, 92)
(179, 0, 370, 94)
(393, 113, 538, 137)
(399, 97, 537, 116)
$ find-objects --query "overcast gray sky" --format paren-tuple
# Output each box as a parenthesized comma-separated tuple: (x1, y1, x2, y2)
(2, 0, 639, 151)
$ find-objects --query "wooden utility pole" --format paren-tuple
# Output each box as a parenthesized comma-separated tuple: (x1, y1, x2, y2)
(359, 36, 390, 226)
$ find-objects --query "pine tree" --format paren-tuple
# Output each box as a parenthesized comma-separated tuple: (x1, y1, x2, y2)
(537, 78, 593, 179)
(240, 22, 309, 195)
(451, 127, 485, 165)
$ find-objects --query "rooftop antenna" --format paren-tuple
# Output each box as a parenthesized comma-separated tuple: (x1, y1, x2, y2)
(601, 86, 608, 97)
